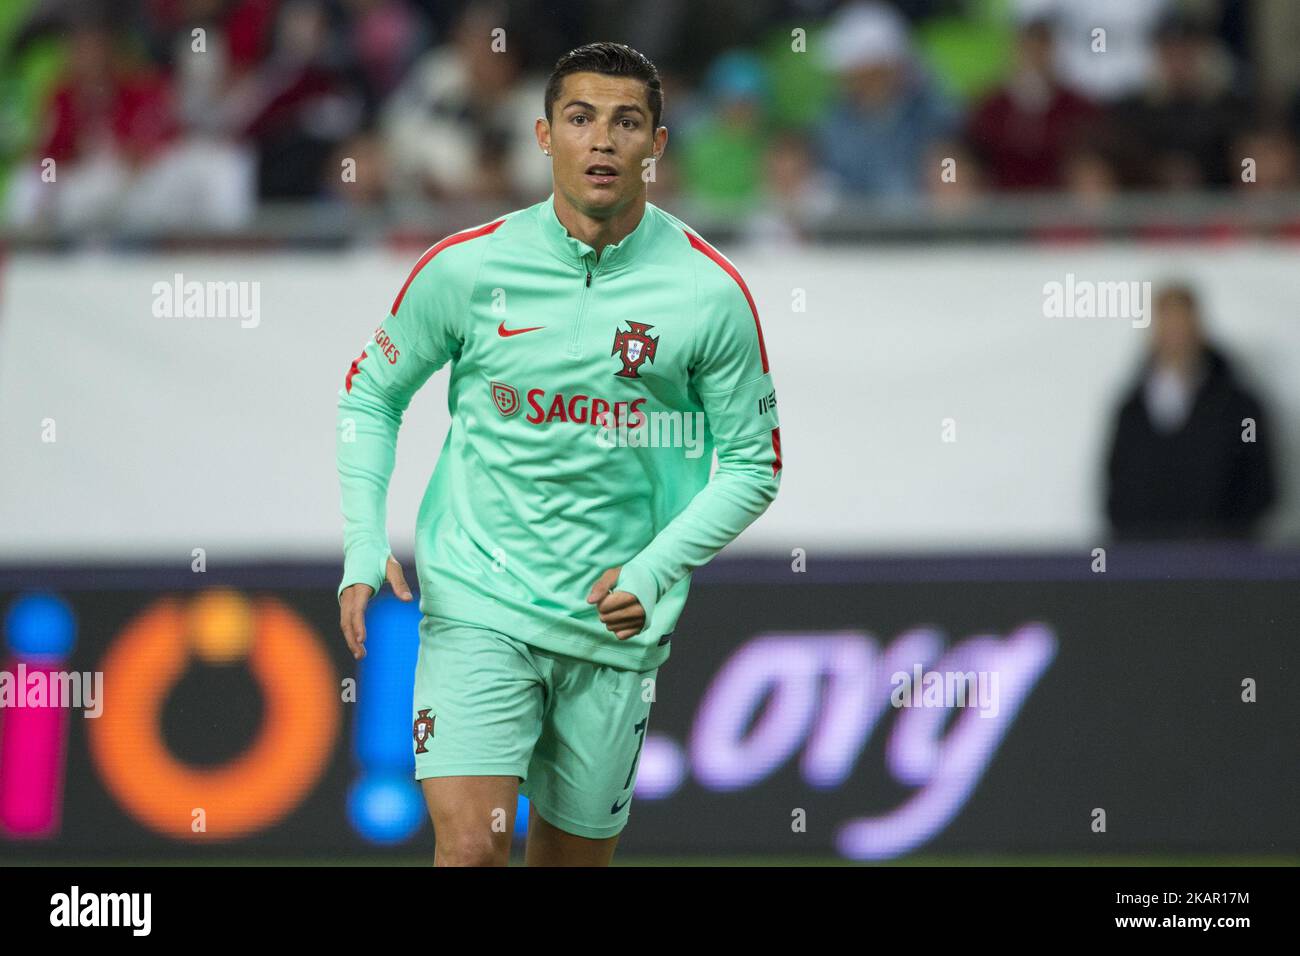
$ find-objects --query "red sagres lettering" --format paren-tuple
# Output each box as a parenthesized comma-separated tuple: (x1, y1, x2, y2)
(345, 325, 397, 393)
(345, 350, 368, 392)
(373, 326, 400, 364)
(525, 388, 646, 428)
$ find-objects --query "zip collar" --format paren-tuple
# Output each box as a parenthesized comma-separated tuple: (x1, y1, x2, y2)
(538, 191, 657, 274)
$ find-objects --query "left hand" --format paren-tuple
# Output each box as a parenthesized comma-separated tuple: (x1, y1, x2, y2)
(587, 566, 645, 640)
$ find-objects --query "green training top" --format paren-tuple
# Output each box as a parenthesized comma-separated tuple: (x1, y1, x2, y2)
(337, 192, 782, 670)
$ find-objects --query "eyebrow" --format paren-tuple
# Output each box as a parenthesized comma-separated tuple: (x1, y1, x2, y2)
(562, 100, 647, 117)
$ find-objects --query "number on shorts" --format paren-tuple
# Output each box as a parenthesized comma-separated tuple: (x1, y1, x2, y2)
(623, 716, 648, 790)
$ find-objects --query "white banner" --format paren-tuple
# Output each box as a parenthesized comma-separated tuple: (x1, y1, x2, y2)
(2, 244, 1296, 560)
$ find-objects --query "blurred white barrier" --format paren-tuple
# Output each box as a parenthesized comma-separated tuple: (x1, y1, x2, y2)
(1, 243, 1296, 560)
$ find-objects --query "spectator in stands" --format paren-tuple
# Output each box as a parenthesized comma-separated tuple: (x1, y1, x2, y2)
(6, 17, 174, 228)
(1110, 12, 1247, 190)
(1230, 124, 1300, 193)
(1104, 284, 1277, 542)
(0, 0, 68, 200)
(140, 0, 280, 85)
(1016, 0, 1172, 103)
(813, 0, 958, 198)
(741, 127, 838, 245)
(380, 0, 550, 202)
(965, 15, 1098, 191)
(923, 139, 983, 212)
(1060, 145, 1120, 207)
(324, 127, 388, 205)
(678, 50, 769, 213)
(338, 0, 429, 120)
(219, 0, 361, 199)
(6, 12, 255, 230)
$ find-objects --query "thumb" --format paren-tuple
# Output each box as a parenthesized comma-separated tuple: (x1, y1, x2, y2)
(587, 571, 614, 604)
(387, 556, 413, 600)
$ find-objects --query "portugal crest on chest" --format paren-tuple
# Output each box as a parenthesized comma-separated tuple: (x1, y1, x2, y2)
(611, 321, 659, 379)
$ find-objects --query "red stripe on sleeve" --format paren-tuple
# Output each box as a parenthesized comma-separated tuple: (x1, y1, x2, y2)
(389, 217, 506, 316)
(345, 349, 367, 393)
(771, 427, 782, 477)
(684, 229, 770, 374)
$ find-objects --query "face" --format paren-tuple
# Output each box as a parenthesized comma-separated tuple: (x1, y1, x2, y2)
(844, 62, 899, 107)
(766, 136, 810, 196)
(1157, 37, 1201, 92)
(538, 72, 667, 218)
(1063, 150, 1118, 203)
(1018, 26, 1053, 75)
(1235, 133, 1297, 190)
(1152, 295, 1202, 365)
(70, 28, 113, 85)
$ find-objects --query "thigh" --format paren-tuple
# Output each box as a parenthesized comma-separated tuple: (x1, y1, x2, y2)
(413, 617, 545, 863)
(522, 658, 658, 844)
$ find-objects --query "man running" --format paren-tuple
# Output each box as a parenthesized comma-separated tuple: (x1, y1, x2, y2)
(337, 42, 782, 865)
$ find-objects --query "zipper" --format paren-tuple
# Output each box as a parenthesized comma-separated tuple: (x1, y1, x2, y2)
(569, 252, 599, 357)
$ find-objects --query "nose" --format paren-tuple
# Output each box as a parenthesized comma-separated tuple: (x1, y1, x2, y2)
(592, 120, 616, 151)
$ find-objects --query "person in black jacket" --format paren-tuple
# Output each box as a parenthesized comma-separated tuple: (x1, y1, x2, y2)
(1104, 284, 1277, 541)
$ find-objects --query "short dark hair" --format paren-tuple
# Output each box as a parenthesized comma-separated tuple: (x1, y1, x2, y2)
(545, 42, 663, 130)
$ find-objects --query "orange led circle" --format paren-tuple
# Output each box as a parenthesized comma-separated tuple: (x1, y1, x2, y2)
(88, 593, 339, 840)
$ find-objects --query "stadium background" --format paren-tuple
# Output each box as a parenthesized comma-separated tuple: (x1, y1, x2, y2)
(1, 0, 1297, 864)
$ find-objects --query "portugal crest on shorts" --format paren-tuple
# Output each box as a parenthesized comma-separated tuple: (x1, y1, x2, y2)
(491, 380, 520, 417)
(413, 709, 435, 753)
(611, 322, 658, 379)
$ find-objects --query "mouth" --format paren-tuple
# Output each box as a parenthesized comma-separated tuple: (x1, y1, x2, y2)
(584, 163, 619, 185)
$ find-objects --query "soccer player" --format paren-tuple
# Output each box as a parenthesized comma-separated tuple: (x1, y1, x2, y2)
(336, 42, 782, 866)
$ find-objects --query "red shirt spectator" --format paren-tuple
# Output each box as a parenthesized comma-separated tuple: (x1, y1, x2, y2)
(41, 73, 176, 164)
(966, 19, 1099, 191)
(38, 24, 177, 165)
(967, 84, 1098, 190)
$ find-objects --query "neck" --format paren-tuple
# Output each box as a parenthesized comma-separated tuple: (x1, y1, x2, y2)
(1155, 351, 1202, 380)
(553, 188, 647, 259)
(1010, 68, 1051, 108)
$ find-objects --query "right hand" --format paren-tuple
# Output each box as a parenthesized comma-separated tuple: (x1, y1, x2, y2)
(339, 555, 413, 660)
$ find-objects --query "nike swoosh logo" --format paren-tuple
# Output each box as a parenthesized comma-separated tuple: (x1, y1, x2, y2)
(610, 796, 630, 814)
(498, 322, 545, 337)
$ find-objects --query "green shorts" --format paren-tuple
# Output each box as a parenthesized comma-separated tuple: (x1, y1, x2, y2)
(411, 615, 658, 839)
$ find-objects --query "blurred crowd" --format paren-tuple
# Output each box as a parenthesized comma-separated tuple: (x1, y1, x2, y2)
(3, 0, 1300, 232)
